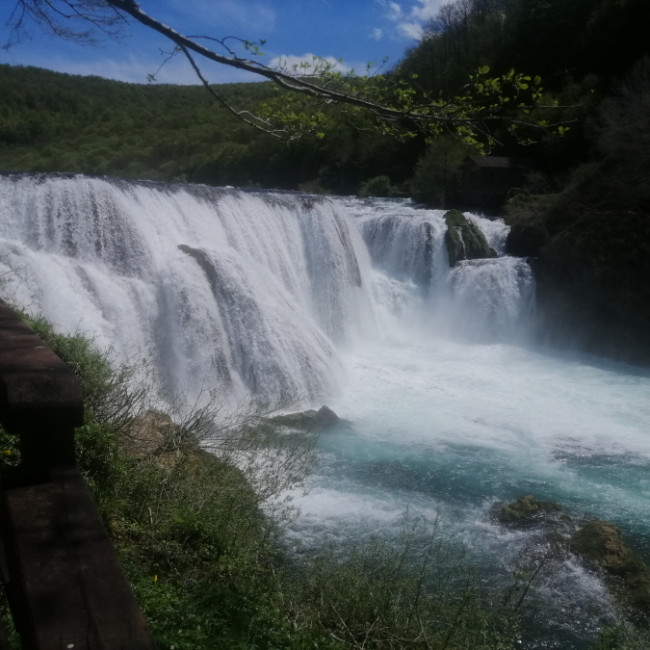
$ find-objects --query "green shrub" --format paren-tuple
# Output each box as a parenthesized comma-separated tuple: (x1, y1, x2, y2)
(359, 175, 400, 198)
(286, 525, 518, 650)
(23, 314, 145, 428)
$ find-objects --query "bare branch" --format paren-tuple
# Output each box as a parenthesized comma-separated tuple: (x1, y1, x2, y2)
(5, 0, 567, 145)
(4, 0, 126, 46)
(104, 0, 417, 123)
(177, 44, 288, 138)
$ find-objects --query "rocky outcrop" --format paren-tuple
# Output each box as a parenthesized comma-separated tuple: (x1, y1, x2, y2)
(505, 217, 550, 258)
(125, 409, 176, 456)
(496, 494, 564, 526)
(268, 405, 340, 431)
(534, 209, 650, 364)
(504, 162, 650, 365)
(570, 521, 650, 615)
(496, 495, 650, 616)
(444, 209, 497, 267)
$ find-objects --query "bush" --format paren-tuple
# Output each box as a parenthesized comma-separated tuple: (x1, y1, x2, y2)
(286, 522, 519, 650)
(359, 175, 401, 198)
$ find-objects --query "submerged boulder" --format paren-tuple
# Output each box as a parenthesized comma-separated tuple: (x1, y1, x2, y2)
(497, 497, 650, 616)
(570, 521, 650, 615)
(268, 405, 340, 431)
(444, 209, 497, 267)
(496, 494, 564, 526)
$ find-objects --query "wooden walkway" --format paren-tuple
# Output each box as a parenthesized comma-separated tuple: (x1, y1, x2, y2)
(0, 301, 156, 649)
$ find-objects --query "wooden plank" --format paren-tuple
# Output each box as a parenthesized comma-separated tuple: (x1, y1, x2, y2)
(2, 467, 156, 650)
(0, 301, 83, 481)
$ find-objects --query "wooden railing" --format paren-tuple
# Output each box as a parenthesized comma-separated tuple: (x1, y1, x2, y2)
(0, 301, 156, 649)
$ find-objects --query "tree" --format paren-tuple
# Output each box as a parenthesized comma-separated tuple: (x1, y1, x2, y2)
(4, 0, 564, 149)
(410, 136, 475, 206)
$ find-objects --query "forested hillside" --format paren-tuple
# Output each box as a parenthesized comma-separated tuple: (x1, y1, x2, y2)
(0, 64, 418, 195)
(2, 0, 649, 197)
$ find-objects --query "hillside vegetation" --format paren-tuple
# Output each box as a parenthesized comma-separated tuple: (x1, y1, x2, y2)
(0, 64, 417, 195)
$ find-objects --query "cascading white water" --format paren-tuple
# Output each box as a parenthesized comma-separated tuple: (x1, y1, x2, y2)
(0, 174, 376, 408)
(2, 174, 649, 647)
(352, 199, 535, 343)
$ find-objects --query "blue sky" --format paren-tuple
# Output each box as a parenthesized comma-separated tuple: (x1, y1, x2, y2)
(0, 0, 444, 85)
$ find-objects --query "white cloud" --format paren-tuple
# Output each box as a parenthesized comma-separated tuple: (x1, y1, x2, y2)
(269, 53, 355, 76)
(398, 22, 425, 40)
(410, 0, 445, 23)
(376, 0, 445, 42)
(370, 27, 384, 41)
(387, 2, 404, 21)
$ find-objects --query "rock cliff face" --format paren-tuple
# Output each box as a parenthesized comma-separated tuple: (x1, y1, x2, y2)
(505, 169, 650, 365)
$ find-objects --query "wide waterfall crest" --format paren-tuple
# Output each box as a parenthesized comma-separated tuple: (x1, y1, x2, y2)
(0, 174, 533, 408)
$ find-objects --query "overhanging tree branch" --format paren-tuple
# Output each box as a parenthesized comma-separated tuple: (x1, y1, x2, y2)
(105, 0, 419, 124)
(177, 43, 289, 138)
(5, 0, 571, 145)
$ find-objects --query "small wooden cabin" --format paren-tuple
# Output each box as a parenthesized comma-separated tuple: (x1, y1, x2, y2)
(458, 155, 529, 214)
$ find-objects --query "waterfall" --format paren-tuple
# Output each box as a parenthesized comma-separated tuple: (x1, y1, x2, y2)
(0, 175, 365, 408)
(3, 173, 650, 647)
(0, 173, 532, 409)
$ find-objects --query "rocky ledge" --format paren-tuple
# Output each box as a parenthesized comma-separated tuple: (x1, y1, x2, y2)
(267, 405, 340, 431)
(496, 495, 650, 617)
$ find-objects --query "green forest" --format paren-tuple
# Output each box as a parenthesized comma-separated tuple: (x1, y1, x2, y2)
(0, 65, 419, 196)
(1, 0, 649, 203)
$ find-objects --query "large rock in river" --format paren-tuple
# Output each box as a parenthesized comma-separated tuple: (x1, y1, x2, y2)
(496, 494, 564, 526)
(570, 520, 650, 615)
(444, 209, 497, 267)
(268, 405, 340, 431)
(496, 497, 650, 616)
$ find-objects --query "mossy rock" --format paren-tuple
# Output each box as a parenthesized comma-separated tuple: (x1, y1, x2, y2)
(268, 405, 340, 431)
(497, 494, 564, 525)
(570, 521, 650, 615)
(125, 409, 176, 456)
(443, 209, 497, 267)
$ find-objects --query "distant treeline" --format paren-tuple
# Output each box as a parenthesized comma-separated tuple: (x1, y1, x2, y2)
(0, 65, 418, 196)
